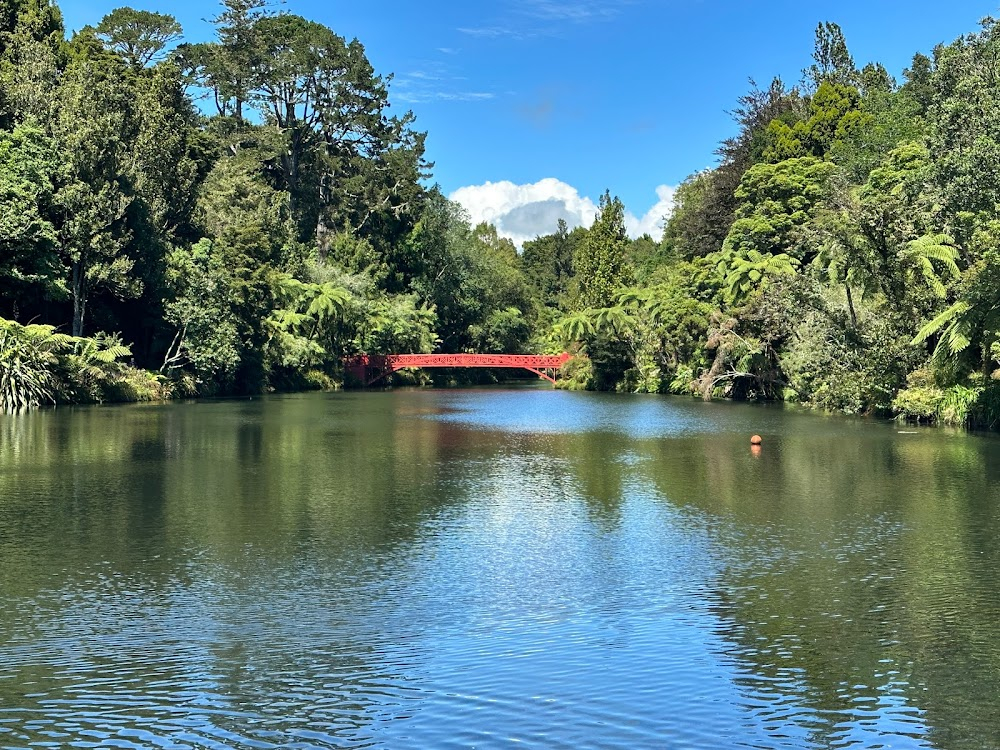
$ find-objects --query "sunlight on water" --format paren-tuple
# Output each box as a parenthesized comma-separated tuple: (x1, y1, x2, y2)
(1, 390, 999, 748)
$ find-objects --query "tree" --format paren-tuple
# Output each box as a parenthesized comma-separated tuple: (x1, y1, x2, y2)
(0, 0, 64, 55)
(186, 11, 430, 254)
(92, 7, 182, 67)
(695, 78, 805, 256)
(660, 171, 719, 260)
(574, 191, 633, 309)
(723, 156, 836, 264)
(0, 124, 62, 317)
(764, 81, 864, 161)
(859, 62, 895, 97)
(164, 147, 301, 392)
(0, 0, 64, 127)
(913, 248, 1000, 377)
(48, 52, 141, 337)
(902, 52, 935, 116)
(0, 318, 72, 410)
(928, 17, 1000, 226)
(721, 249, 799, 305)
(522, 218, 579, 306)
(804, 21, 858, 91)
(175, 0, 267, 121)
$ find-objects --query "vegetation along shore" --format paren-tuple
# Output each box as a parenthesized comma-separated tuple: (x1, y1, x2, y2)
(3, 0, 1000, 428)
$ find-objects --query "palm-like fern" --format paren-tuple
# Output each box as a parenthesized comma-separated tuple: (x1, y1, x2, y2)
(900, 233, 960, 298)
(720, 249, 799, 303)
(0, 319, 73, 411)
(62, 332, 133, 401)
(912, 249, 1000, 371)
(554, 310, 596, 344)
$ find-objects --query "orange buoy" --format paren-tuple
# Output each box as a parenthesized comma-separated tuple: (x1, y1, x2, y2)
(750, 435, 763, 445)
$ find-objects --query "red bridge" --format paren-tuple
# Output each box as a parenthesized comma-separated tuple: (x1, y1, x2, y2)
(345, 353, 572, 387)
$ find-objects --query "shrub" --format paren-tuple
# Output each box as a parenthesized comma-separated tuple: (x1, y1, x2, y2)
(0, 319, 72, 411)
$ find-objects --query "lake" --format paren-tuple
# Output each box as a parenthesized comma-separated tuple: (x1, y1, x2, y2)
(1, 388, 999, 749)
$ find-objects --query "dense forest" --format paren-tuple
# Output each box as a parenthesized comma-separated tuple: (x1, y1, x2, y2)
(2, 1, 1000, 428)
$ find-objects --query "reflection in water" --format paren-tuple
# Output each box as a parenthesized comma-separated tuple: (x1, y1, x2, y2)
(1, 391, 999, 748)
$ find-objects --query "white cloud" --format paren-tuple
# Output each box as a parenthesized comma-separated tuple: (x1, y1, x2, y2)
(449, 178, 675, 247)
(517, 0, 623, 22)
(626, 184, 675, 240)
(394, 67, 497, 104)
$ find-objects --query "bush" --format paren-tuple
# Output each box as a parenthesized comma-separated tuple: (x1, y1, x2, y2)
(893, 378, 1000, 428)
(558, 354, 595, 390)
(0, 317, 180, 412)
(0, 319, 71, 411)
(892, 386, 945, 422)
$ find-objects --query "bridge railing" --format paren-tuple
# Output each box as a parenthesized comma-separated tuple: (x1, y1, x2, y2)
(344, 352, 572, 386)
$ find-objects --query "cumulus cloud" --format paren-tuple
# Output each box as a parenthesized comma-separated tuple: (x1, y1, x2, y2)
(449, 178, 675, 247)
(626, 184, 675, 240)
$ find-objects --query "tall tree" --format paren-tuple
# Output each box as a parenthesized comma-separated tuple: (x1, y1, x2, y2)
(804, 21, 858, 91)
(928, 17, 1000, 231)
(0, 124, 61, 318)
(175, 0, 266, 122)
(92, 7, 182, 67)
(522, 218, 580, 306)
(49, 52, 141, 336)
(574, 192, 633, 309)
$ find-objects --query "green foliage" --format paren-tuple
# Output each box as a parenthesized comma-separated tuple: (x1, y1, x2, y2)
(723, 157, 836, 262)
(804, 22, 858, 90)
(830, 78, 925, 183)
(892, 385, 944, 421)
(893, 379, 1000, 428)
(574, 191, 633, 309)
(764, 81, 865, 161)
(660, 170, 731, 260)
(0, 318, 70, 410)
(0, 123, 61, 312)
(59, 331, 132, 402)
(901, 234, 960, 299)
(913, 249, 1000, 376)
(522, 219, 582, 307)
(929, 17, 1000, 221)
(719, 249, 799, 304)
(783, 300, 921, 414)
(92, 7, 182, 67)
(0, 317, 150, 411)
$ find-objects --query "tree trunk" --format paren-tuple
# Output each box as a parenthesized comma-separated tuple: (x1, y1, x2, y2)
(699, 345, 727, 401)
(316, 169, 333, 262)
(72, 258, 86, 337)
(316, 209, 330, 262)
(845, 283, 858, 330)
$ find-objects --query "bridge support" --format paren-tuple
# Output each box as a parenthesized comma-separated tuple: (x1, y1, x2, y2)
(344, 353, 572, 387)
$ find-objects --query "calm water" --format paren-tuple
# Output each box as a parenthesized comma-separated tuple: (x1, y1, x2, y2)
(2, 389, 1000, 749)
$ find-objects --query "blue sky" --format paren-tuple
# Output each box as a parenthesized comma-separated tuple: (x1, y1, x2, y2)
(61, 0, 995, 242)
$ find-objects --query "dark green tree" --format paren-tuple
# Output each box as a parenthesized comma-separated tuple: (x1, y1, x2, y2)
(92, 7, 182, 67)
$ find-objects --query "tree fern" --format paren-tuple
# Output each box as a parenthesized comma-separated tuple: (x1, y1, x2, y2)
(554, 310, 596, 344)
(0, 319, 73, 411)
(722, 249, 799, 303)
(901, 233, 960, 298)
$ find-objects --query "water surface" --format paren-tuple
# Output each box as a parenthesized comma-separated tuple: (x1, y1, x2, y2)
(1, 389, 999, 749)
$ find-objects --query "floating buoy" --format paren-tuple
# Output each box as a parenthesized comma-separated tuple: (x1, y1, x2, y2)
(750, 435, 763, 445)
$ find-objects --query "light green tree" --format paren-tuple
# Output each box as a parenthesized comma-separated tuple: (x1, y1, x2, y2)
(574, 191, 633, 309)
